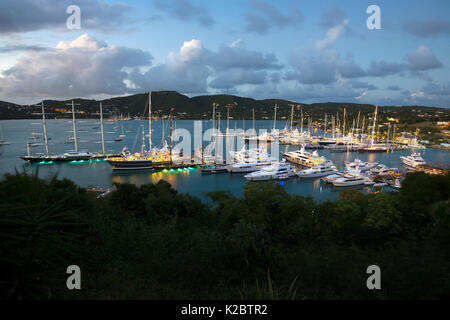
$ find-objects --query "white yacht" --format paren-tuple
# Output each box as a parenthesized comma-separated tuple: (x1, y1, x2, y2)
(245, 162, 297, 181)
(282, 146, 327, 167)
(297, 161, 338, 178)
(344, 158, 378, 172)
(226, 157, 278, 173)
(332, 171, 372, 187)
(400, 153, 426, 168)
(370, 164, 397, 176)
(322, 172, 344, 183)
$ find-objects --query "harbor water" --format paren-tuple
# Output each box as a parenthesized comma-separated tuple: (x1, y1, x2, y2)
(0, 119, 448, 202)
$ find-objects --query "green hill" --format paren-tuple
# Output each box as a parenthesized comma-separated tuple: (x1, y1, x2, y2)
(0, 91, 449, 123)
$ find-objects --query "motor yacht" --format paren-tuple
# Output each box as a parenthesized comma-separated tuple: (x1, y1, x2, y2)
(297, 161, 338, 178)
(344, 158, 378, 172)
(282, 146, 327, 167)
(244, 162, 297, 181)
(400, 153, 426, 168)
(332, 171, 372, 187)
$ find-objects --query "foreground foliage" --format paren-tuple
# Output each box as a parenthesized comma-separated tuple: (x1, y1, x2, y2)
(0, 171, 449, 299)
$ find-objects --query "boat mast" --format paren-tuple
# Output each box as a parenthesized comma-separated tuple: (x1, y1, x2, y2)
(332, 115, 335, 139)
(387, 122, 391, 146)
(342, 107, 346, 137)
(324, 113, 327, 138)
(356, 112, 360, 136)
(361, 115, 365, 143)
(161, 118, 165, 146)
(393, 124, 396, 145)
(169, 110, 173, 163)
(71, 100, 78, 153)
(148, 91, 152, 152)
(41, 102, 49, 155)
(211, 102, 216, 132)
(289, 104, 294, 133)
(273, 104, 277, 131)
(300, 106, 304, 134)
(215, 112, 220, 163)
(252, 108, 255, 134)
(371, 105, 378, 147)
(100, 102, 105, 154)
(141, 125, 145, 153)
(226, 104, 231, 133)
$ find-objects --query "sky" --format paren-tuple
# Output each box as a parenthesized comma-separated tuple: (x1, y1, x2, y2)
(0, 0, 449, 107)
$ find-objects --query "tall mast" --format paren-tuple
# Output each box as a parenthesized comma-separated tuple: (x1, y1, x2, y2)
(161, 118, 165, 145)
(216, 112, 220, 163)
(332, 115, 335, 139)
(289, 104, 294, 133)
(211, 102, 216, 132)
(361, 115, 366, 143)
(387, 122, 391, 145)
(71, 100, 78, 153)
(252, 108, 255, 134)
(371, 105, 378, 147)
(273, 104, 277, 131)
(356, 112, 360, 137)
(169, 110, 173, 163)
(393, 124, 396, 145)
(300, 106, 303, 134)
(226, 104, 230, 132)
(342, 107, 346, 137)
(100, 102, 105, 154)
(141, 125, 145, 153)
(324, 113, 327, 138)
(148, 91, 152, 152)
(41, 102, 49, 155)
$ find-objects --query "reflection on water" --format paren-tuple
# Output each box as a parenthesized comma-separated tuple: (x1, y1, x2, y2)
(313, 178, 321, 190)
(111, 169, 196, 188)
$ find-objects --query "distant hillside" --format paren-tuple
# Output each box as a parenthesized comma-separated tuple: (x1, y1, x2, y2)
(0, 92, 449, 123)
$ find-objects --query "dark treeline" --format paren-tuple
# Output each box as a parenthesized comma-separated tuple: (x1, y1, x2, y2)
(0, 171, 449, 299)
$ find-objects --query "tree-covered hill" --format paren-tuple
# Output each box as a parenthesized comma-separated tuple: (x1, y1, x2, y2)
(0, 91, 449, 122)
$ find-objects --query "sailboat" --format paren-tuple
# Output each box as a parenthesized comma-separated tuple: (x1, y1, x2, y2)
(21, 101, 110, 163)
(360, 105, 388, 152)
(106, 92, 174, 170)
(201, 108, 229, 173)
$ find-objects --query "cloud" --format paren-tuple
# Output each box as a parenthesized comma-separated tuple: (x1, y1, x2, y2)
(320, 7, 348, 29)
(209, 69, 268, 89)
(288, 19, 366, 85)
(405, 45, 442, 71)
(348, 80, 377, 90)
(0, 45, 49, 53)
(365, 46, 442, 77)
(244, 0, 303, 34)
(0, 35, 283, 100)
(316, 19, 349, 50)
(386, 85, 401, 91)
(207, 42, 282, 71)
(423, 81, 450, 96)
(0, 0, 130, 34)
(0, 34, 152, 99)
(152, 0, 214, 27)
(132, 39, 283, 92)
(403, 18, 450, 37)
(287, 48, 339, 84)
(366, 61, 406, 77)
(131, 39, 210, 93)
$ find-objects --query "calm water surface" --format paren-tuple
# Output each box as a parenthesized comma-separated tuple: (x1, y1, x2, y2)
(1, 119, 448, 202)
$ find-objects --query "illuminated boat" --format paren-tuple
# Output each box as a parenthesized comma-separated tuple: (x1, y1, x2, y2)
(282, 146, 327, 167)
